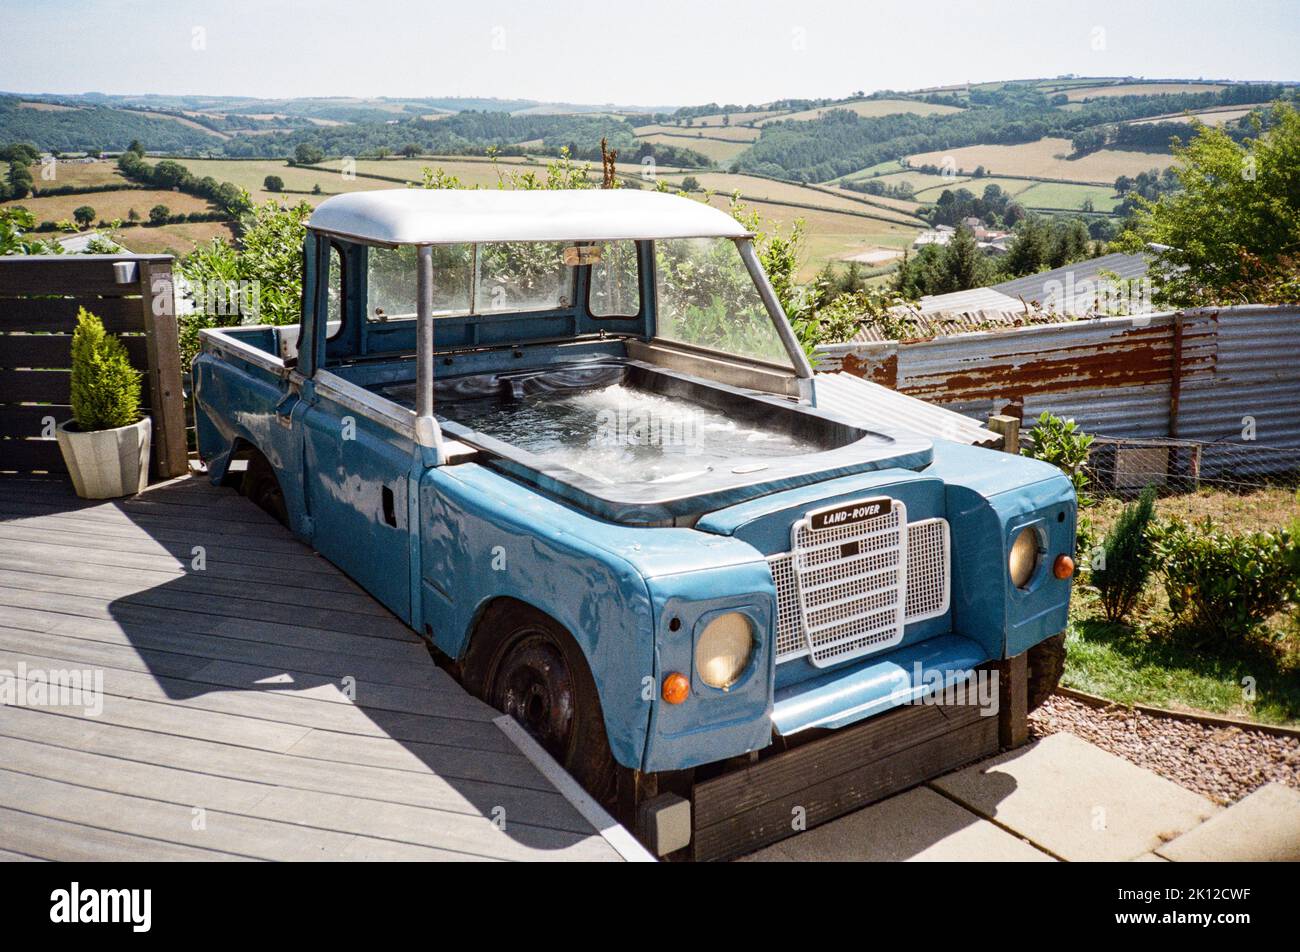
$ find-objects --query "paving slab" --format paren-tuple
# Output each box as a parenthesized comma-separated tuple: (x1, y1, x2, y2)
(931, 732, 1217, 861)
(1155, 783, 1300, 862)
(742, 786, 1055, 862)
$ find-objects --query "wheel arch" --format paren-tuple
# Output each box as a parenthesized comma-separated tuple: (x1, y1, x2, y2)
(215, 436, 264, 487)
(460, 596, 578, 696)
(457, 593, 648, 774)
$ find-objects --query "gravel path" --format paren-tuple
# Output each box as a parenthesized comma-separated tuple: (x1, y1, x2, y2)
(1030, 694, 1300, 806)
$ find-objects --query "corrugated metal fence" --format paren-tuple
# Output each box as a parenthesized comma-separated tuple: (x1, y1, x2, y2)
(816, 304, 1300, 477)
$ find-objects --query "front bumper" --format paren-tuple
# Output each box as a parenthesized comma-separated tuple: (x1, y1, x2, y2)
(772, 633, 989, 735)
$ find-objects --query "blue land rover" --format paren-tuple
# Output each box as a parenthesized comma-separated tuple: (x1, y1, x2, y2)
(193, 188, 1075, 858)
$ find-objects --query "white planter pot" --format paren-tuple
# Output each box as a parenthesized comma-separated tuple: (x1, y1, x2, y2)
(55, 417, 152, 499)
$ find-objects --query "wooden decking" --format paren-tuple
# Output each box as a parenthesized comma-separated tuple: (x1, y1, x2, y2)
(0, 475, 630, 861)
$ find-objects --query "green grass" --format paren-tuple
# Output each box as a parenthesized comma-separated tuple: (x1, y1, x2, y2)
(909, 175, 1037, 202)
(1065, 588, 1300, 726)
(832, 159, 911, 183)
(1016, 181, 1121, 212)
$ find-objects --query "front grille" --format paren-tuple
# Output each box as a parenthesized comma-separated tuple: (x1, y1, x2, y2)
(769, 501, 950, 666)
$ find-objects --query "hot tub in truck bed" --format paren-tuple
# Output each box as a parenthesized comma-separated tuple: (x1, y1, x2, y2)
(376, 357, 933, 525)
(192, 188, 1076, 860)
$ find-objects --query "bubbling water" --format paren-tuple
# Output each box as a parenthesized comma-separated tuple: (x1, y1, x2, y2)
(446, 383, 821, 485)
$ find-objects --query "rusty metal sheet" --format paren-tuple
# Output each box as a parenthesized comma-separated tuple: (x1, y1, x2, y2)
(816, 306, 1297, 465)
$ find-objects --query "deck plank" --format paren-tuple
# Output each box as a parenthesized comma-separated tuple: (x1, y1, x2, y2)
(0, 705, 595, 833)
(0, 567, 411, 637)
(0, 737, 616, 860)
(0, 476, 627, 862)
(0, 629, 488, 723)
(0, 524, 374, 593)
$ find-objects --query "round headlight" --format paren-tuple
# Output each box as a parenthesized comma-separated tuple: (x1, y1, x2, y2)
(1009, 527, 1041, 589)
(695, 612, 754, 690)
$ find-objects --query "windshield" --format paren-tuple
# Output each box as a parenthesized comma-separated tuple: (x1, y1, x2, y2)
(654, 237, 792, 367)
(365, 242, 575, 321)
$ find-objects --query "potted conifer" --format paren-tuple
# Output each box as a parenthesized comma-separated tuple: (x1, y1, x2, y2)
(54, 307, 152, 498)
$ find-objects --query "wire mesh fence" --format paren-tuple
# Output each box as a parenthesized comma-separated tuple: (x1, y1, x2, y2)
(1083, 435, 1300, 500)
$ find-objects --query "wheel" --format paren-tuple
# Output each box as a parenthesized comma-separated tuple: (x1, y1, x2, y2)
(484, 606, 616, 804)
(239, 453, 288, 527)
(1026, 632, 1066, 713)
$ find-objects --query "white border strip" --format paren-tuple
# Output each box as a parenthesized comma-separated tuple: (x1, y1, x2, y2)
(493, 715, 656, 863)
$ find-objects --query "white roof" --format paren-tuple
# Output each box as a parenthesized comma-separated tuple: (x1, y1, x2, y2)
(308, 188, 751, 245)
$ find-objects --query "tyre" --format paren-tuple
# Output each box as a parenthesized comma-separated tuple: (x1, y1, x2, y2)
(1026, 632, 1066, 713)
(480, 604, 617, 804)
(239, 452, 289, 527)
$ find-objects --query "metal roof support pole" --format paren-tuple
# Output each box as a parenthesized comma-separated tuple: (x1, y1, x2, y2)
(736, 239, 815, 401)
(413, 244, 444, 461)
(1169, 311, 1184, 439)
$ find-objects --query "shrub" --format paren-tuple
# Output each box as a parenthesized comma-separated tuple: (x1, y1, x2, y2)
(1091, 486, 1157, 622)
(294, 143, 324, 166)
(148, 204, 170, 225)
(70, 307, 142, 431)
(264, 175, 284, 192)
(1022, 411, 1094, 499)
(1151, 518, 1300, 638)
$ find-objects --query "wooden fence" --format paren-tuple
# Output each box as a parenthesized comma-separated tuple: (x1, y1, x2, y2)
(0, 254, 188, 479)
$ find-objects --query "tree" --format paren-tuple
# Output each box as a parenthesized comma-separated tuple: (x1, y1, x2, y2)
(151, 160, 190, 188)
(1004, 216, 1051, 277)
(938, 224, 988, 292)
(127, 208, 140, 223)
(148, 204, 171, 225)
(7, 161, 33, 199)
(680, 176, 701, 192)
(126, 139, 145, 157)
(294, 143, 325, 166)
(0, 142, 40, 164)
(1121, 102, 1300, 305)
(73, 206, 96, 228)
(175, 200, 315, 363)
(1048, 218, 1091, 269)
(401, 143, 421, 158)
(263, 175, 284, 192)
(1088, 217, 1116, 242)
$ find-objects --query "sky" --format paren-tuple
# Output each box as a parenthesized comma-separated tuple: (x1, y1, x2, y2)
(3, 0, 1298, 107)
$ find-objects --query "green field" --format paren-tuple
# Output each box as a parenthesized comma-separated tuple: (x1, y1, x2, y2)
(908, 175, 1037, 202)
(834, 159, 912, 182)
(893, 172, 1119, 213)
(1014, 181, 1121, 211)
